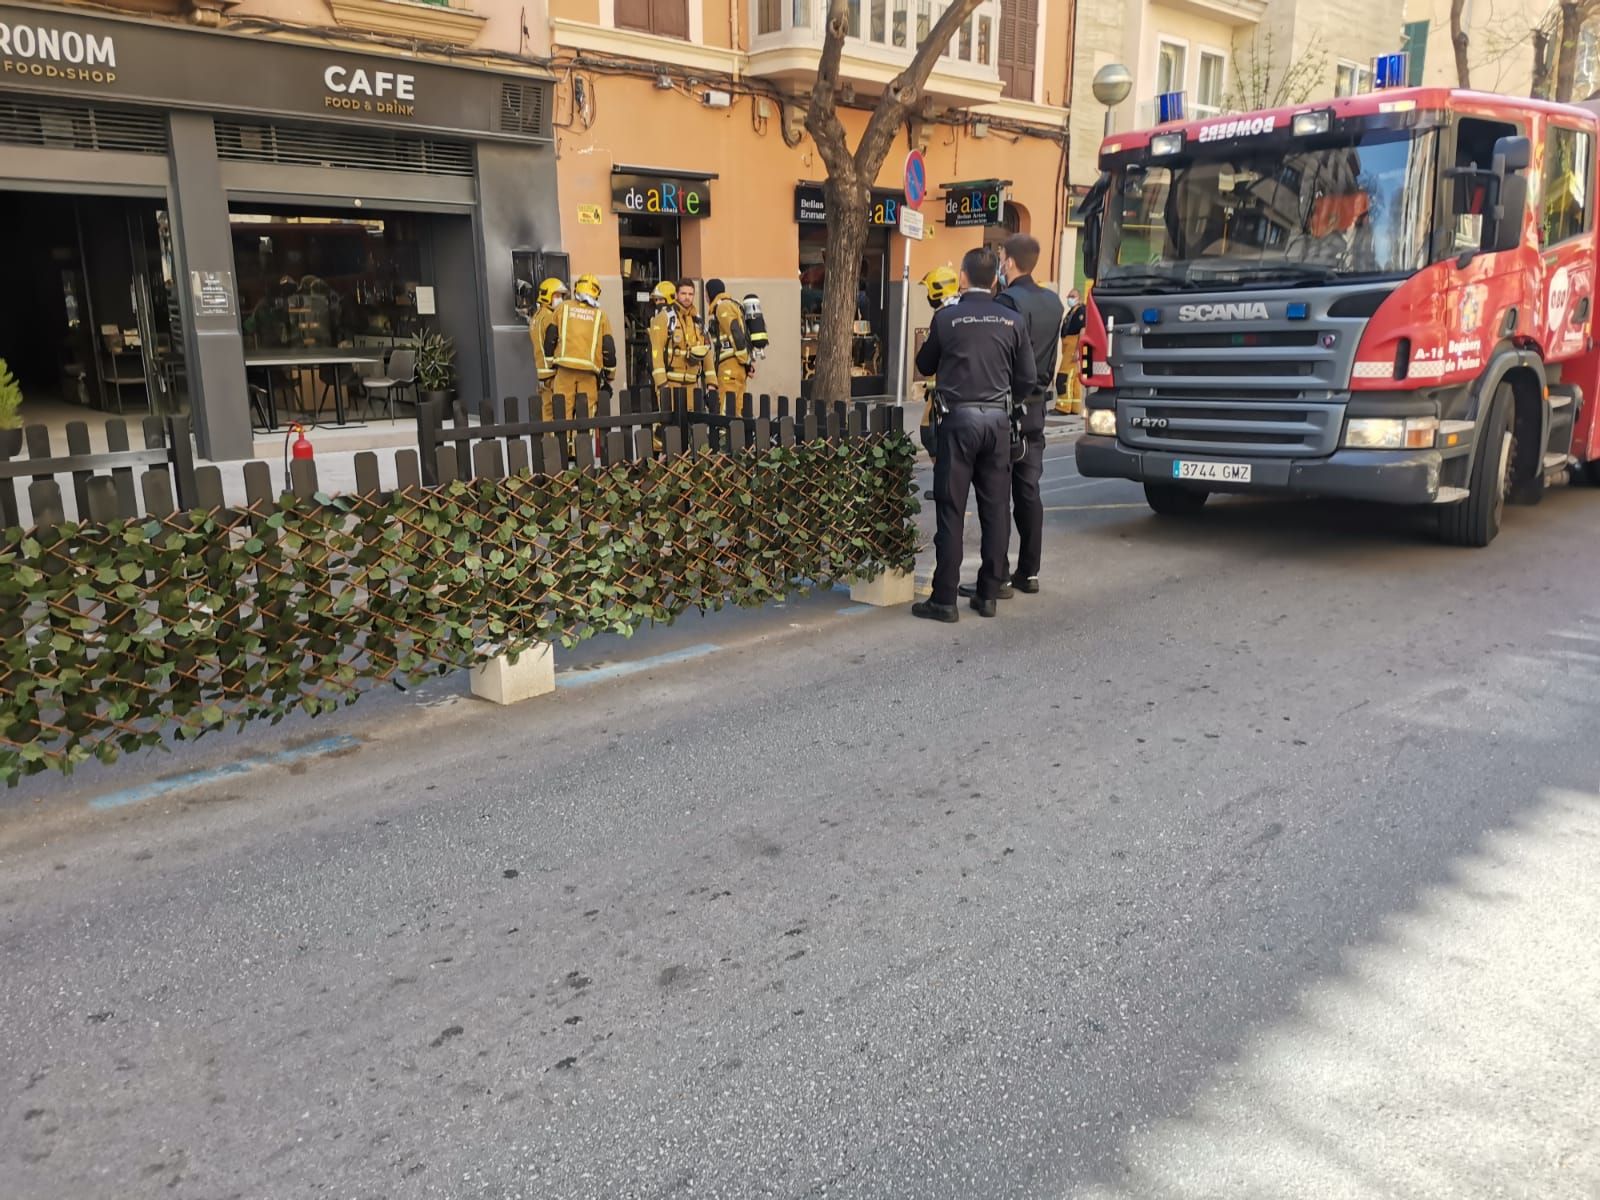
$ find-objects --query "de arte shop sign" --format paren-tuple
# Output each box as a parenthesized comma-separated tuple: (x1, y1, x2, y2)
(611, 174, 712, 218)
(944, 180, 1006, 227)
(793, 185, 904, 228)
(0, 4, 548, 140)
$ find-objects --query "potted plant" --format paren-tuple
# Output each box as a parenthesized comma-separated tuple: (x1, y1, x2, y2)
(0, 358, 22, 458)
(412, 330, 456, 411)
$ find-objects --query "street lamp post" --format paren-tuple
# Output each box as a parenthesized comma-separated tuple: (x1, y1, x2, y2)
(1092, 64, 1133, 138)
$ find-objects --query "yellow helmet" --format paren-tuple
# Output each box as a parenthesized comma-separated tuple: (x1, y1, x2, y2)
(922, 265, 958, 305)
(652, 281, 677, 306)
(537, 277, 567, 307)
(574, 274, 602, 301)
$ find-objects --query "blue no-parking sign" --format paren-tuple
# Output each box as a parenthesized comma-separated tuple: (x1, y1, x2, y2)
(904, 151, 927, 212)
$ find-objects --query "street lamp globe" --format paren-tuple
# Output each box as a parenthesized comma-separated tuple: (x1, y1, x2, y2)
(1092, 64, 1133, 109)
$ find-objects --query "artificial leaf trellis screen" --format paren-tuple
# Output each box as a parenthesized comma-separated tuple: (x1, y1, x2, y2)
(0, 433, 918, 784)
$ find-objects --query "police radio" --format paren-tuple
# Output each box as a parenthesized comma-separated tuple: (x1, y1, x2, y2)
(742, 294, 770, 361)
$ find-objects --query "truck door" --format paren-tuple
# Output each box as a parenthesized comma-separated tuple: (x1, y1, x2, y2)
(1536, 119, 1597, 364)
(1439, 117, 1524, 383)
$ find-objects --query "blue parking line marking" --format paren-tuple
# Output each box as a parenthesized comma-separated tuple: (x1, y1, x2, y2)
(89, 734, 362, 811)
(836, 604, 874, 616)
(556, 642, 722, 688)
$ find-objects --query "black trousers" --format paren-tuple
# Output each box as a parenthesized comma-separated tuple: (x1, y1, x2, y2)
(1012, 429, 1046, 580)
(932, 406, 1012, 605)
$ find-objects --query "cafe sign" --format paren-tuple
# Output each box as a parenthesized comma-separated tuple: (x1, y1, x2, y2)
(611, 174, 712, 218)
(943, 180, 1006, 227)
(794, 185, 904, 229)
(0, 3, 551, 141)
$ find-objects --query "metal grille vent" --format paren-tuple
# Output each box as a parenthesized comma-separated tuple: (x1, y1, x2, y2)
(0, 99, 167, 154)
(214, 120, 473, 177)
(498, 81, 547, 138)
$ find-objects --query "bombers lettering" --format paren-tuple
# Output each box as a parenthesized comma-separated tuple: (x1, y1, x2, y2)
(1197, 115, 1277, 143)
(1177, 302, 1270, 321)
(0, 20, 116, 84)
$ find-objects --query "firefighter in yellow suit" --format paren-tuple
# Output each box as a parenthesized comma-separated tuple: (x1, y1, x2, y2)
(543, 273, 616, 412)
(1057, 286, 1087, 415)
(917, 265, 960, 461)
(649, 279, 711, 400)
(705, 278, 751, 410)
(529, 277, 566, 419)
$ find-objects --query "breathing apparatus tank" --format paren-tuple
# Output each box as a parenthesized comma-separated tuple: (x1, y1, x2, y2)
(742, 294, 770, 360)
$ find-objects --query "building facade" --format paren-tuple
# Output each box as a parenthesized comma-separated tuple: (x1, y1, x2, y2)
(544, 0, 1075, 401)
(0, 0, 555, 459)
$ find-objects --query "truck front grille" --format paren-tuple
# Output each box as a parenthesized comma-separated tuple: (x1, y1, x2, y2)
(1121, 396, 1345, 458)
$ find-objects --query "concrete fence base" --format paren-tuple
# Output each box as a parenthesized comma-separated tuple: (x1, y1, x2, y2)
(849, 570, 915, 607)
(470, 643, 556, 705)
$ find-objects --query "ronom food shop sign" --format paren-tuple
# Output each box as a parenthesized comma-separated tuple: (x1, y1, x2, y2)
(0, 4, 551, 141)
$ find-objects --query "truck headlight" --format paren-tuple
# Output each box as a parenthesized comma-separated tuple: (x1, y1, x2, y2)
(1087, 408, 1117, 436)
(1343, 416, 1438, 450)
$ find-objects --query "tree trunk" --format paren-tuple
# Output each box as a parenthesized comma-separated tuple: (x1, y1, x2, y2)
(813, 173, 872, 404)
(1557, 0, 1583, 102)
(1450, 0, 1472, 88)
(803, 0, 984, 406)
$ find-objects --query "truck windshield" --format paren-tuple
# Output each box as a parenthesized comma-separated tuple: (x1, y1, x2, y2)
(1097, 128, 1436, 293)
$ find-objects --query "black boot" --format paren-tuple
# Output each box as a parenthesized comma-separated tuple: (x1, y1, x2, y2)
(912, 600, 959, 624)
(968, 596, 998, 618)
(959, 582, 1013, 600)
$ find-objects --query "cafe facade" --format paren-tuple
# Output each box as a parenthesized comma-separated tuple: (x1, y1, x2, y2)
(0, 1, 555, 459)
(551, 68, 1069, 403)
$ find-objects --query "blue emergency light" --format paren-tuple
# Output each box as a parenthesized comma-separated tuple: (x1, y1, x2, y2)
(1142, 307, 1162, 324)
(1287, 302, 1309, 320)
(1373, 52, 1408, 90)
(1157, 91, 1186, 124)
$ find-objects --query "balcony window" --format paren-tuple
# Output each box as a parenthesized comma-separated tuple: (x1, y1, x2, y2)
(1156, 40, 1187, 97)
(794, 0, 811, 26)
(872, 0, 886, 42)
(998, 0, 1036, 99)
(959, 15, 972, 59)
(1335, 61, 1372, 97)
(616, 0, 689, 39)
(848, 0, 861, 36)
(917, 0, 930, 43)
(759, 0, 781, 34)
(1196, 51, 1225, 118)
(893, 0, 907, 46)
(977, 15, 990, 66)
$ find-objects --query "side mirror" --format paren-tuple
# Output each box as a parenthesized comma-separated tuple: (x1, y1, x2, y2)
(1082, 222, 1101, 279)
(1489, 135, 1531, 254)
(1493, 135, 1532, 175)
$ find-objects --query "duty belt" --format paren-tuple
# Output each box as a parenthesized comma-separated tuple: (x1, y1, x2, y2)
(947, 400, 1010, 411)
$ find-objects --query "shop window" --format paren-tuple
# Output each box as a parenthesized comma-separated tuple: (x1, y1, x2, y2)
(998, 0, 1037, 99)
(1542, 125, 1594, 246)
(800, 225, 888, 398)
(230, 208, 429, 351)
(615, 0, 689, 40)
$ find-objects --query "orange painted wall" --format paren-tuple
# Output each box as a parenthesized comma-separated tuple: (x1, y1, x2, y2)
(554, 73, 1068, 285)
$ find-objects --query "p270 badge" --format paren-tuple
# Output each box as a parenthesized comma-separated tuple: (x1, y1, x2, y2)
(1131, 416, 1169, 429)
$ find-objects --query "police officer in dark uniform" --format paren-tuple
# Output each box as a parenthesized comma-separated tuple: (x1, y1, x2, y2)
(912, 247, 1036, 622)
(959, 232, 1064, 600)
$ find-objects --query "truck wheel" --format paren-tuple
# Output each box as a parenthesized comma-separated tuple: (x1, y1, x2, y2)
(1144, 483, 1209, 516)
(1438, 383, 1513, 547)
(1582, 458, 1600, 487)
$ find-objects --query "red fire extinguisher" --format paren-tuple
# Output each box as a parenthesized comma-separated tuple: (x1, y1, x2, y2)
(284, 423, 314, 484)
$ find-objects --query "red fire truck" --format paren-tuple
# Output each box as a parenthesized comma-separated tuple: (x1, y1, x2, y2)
(1074, 85, 1600, 545)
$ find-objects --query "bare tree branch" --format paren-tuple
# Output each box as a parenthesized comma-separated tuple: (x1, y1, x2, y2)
(855, 0, 985, 175)
(1451, 0, 1473, 88)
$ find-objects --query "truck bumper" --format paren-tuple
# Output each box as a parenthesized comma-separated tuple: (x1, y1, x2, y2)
(1075, 436, 1445, 505)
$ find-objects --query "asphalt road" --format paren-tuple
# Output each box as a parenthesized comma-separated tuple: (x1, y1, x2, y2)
(3, 446, 1599, 1199)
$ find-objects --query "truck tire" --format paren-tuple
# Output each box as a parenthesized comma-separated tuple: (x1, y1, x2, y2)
(1144, 483, 1209, 516)
(1582, 458, 1600, 487)
(1438, 383, 1513, 547)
